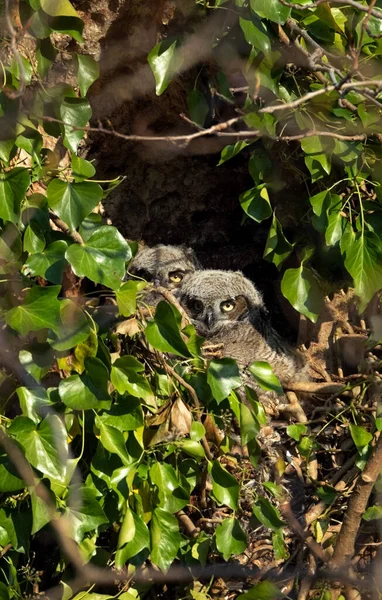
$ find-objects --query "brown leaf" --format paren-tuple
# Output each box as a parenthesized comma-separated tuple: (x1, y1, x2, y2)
(170, 397, 191, 435)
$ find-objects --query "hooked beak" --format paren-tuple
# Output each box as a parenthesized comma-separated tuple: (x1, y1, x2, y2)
(153, 277, 161, 288)
(205, 309, 215, 330)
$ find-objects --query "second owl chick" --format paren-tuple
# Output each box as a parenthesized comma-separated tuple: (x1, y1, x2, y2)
(178, 269, 307, 389)
(127, 244, 200, 306)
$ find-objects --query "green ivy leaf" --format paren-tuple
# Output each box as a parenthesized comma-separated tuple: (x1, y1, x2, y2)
(240, 185, 272, 222)
(76, 54, 100, 97)
(240, 402, 260, 445)
(253, 496, 285, 530)
(16, 386, 53, 424)
(30, 486, 56, 534)
(180, 439, 205, 459)
(64, 486, 108, 543)
(145, 301, 191, 357)
(115, 280, 147, 317)
(59, 358, 111, 410)
(250, 0, 290, 23)
(40, 0, 78, 18)
(148, 40, 180, 96)
(150, 508, 182, 572)
(363, 505, 382, 521)
(59, 97, 92, 152)
(71, 154, 96, 182)
(19, 345, 53, 383)
(23, 222, 45, 254)
(111, 356, 153, 399)
(249, 361, 283, 394)
(95, 418, 134, 466)
(263, 213, 294, 269)
(281, 263, 322, 323)
(272, 528, 288, 561)
(0, 168, 30, 223)
(5, 285, 62, 336)
(215, 517, 247, 561)
(218, 141, 250, 166)
(0, 451, 25, 492)
(36, 37, 57, 78)
(207, 358, 241, 403)
(66, 226, 131, 290)
(24, 240, 68, 284)
(349, 423, 372, 454)
(9, 415, 68, 484)
(101, 397, 143, 431)
(47, 180, 103, 231)
(49, 299, 92, 351)
(209, 460, 239, 510)
(343, 232, 382, 311)
(187, 89, 209, 128)
(115, 504, 150, 568)
(150, 462, 189, 513)
(287, 423, 307, 441)
(239, 17, 271, 53)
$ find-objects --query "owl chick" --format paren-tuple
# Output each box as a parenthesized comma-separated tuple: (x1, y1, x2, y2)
(127, 244, 201, 306)
(178, 269, 306, 391)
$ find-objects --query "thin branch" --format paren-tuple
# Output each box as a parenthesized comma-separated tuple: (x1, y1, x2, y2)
(32, 114, 370, 146)
(49, 211, 84, 245)
(279, 0, 382, 19)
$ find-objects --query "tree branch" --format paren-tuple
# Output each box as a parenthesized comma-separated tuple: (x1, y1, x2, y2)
(331, 434, 382, 569)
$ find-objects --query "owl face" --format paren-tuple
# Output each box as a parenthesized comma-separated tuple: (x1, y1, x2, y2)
(128, 244, 200, 291)
(179, 270, 265, 336)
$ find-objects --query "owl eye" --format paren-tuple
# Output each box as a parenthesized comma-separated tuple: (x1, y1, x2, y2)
(190, 299, 204, 312)
(221, 300, 236, 313)
(169, 271, 184, 284)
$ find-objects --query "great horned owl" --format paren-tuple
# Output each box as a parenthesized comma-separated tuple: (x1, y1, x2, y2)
(127, 244, 201, 306)
(178, 269, 307, 393)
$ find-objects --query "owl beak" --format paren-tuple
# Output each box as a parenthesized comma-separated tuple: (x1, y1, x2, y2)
(205, 309, 215, 330)
(153, 277, 161, 288)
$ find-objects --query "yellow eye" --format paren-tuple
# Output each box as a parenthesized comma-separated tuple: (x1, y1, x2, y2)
(221, 300, 235, 313)
(169, 271, 184, 284)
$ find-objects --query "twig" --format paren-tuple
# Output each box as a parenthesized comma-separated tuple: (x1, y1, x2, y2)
(49, 211, 84, 245)
(331, 434, 382, 569)
(279, 497, 330, 564)
(32, 114, 371, 146)
(279, 0, 382, 19)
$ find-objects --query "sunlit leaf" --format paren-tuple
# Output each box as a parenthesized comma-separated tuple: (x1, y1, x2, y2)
(6, 285, 61, 336)
(47, 180, 103, 231)
(240, 185, 272, 222)
(66, 226, 131, 290)
(9, 415, 68, 484)
(215, 517, 247, 560)
(209, 460, 239, 510)
(207, 358, 241, 402)
(281, 264, 323, 322)
(0, 168, 30, 223)
(76, 54, 100, 97)
(148, 40, 181, 96)
(344, 232, 382, 311)
(150, 508, 182, 572)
